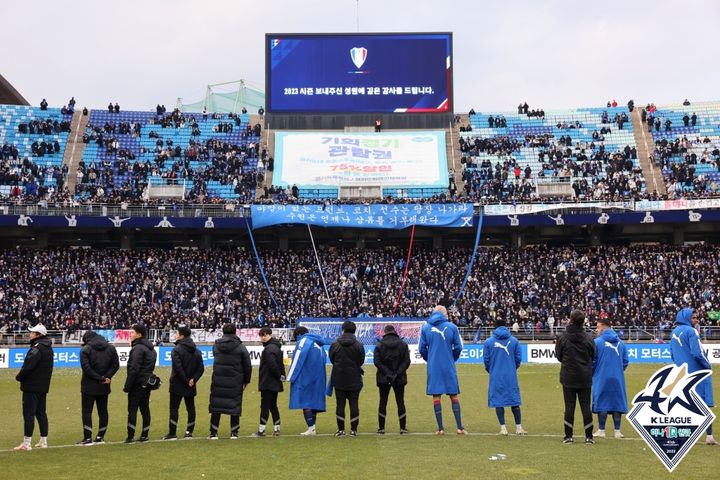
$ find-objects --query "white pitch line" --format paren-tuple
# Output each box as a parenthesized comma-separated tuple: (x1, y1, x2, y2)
(0, 432, 642, 453)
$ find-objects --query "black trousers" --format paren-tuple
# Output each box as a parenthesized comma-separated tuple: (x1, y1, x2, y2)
(210, 412, 239, 435)
(378, 384, 406, 430)
(259, 390, 280, 427)
(169, 392, 196, 435)
(335, 389, 360, 431)
(82, 393, 109, 440)
(22, 392, 48, 438)
(563, 386, 593, 438)
(127, 387, 151, 439)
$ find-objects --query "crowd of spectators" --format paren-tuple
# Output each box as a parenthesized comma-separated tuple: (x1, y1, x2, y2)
(73, 108, 265, 204)
(459, 130, 646, 202)
(0, 245, 718, 335)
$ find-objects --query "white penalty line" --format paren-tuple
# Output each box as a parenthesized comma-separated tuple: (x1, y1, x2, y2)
(0, 432, 641, 453)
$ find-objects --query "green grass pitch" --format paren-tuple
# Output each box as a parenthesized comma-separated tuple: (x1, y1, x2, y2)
(0, 364, 717, 479)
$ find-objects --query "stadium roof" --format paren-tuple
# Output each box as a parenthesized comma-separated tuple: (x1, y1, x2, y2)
(0, 73, 29, 106)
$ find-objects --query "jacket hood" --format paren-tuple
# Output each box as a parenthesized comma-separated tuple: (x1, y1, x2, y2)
(428, 310, 448, 327)
(88, 333, 109, 351)
(176, 336, 197, 352)
(337, 332, 358, 347)
(599, 328, 619, 344)
(676, 308, 693, 327)
(381, 331, 404, 348)
(300, 332, 325, 347)
(216, 334, 242, 353)
(133, 338, 154, 350)
(493, 326, 511, 340)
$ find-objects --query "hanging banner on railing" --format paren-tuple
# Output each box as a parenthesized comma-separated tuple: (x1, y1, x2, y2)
(167, 328, 294, 344)
(483, 201, 631, 216)
(251, 203, 474, 229)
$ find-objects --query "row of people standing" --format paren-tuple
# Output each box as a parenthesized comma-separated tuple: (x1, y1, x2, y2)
(13, 306, 715, 449)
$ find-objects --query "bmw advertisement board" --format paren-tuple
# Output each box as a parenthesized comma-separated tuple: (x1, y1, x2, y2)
(266, 33, 453, 113)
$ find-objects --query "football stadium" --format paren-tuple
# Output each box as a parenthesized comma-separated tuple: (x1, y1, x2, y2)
(1, 1, 719, 478)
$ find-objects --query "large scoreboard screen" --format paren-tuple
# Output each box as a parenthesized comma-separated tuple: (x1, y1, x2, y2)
(266, 33, 453, 113)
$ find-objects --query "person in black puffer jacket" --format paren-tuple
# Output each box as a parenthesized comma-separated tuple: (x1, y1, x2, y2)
(208, 323, 251, 439)
(329, 320, 365, 436)
(252, 327, 286, 437)
(374, 325, 411, 434)
(555, 309, 596, 444)
(78, 331, 119, 444)
(14, 324, 53, 451)
(123, 324, 157, 443)
(163, 326, 204, 440)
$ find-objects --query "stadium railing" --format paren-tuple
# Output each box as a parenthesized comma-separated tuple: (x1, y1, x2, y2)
(2, 326, 719, 346)
(0, 202, 249, 218)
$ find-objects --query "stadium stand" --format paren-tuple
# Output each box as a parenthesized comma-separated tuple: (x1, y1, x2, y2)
(0, 105, 71, 199)
(76, 108, 263, 202)
(648, 101, 720, 196)
(460, 105, 644, 202)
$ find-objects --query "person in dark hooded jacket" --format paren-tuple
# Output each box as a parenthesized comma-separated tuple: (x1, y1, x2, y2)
(123, 324, 157, 443)
(374, 325, 410, 434)
(162, 326, 204, 440)
(252, 327, 285, 437)
(329, 320, 365, 436)
(14, 324, 53, 451)
(208, 323, 251, 439)
(77, 331, 119, 445)
(555, 309, 596, 444)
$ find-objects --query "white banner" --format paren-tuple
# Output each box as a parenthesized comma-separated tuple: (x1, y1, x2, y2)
(274, 131, 448, 187)
(0, 348, 8, 368)
(527, 344, 559, 364)
(635, 198, 720, 212)
(115, 347, 160, 367)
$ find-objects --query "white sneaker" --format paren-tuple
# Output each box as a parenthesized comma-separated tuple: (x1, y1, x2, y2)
(34, 440, 48, 449)
(516, 426, 527, 435)
(614, 431, 624, 439)
(499, 425, 508, 436)
(707, 435, 717, 445)
(594, 429, 606, 438)
(13, 443, 31, 451)
(300, 427, 317, 436)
